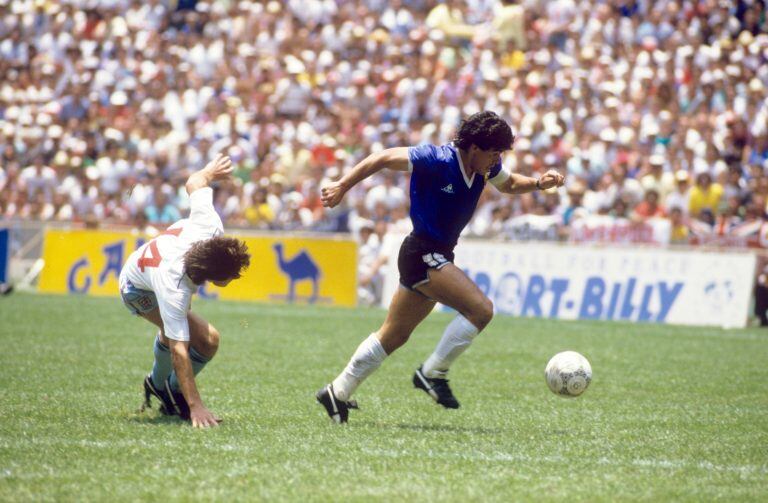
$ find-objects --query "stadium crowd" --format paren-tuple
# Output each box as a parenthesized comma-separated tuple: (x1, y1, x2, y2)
(0, 0, 767, 252)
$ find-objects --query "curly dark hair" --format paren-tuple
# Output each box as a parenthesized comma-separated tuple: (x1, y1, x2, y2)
(184, 236, 250, 285)
(454, 111, 515, 151)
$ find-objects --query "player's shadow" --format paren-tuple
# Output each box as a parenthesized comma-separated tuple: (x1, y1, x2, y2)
(359, 420, 500, 435)
(127, 412, 185, 426)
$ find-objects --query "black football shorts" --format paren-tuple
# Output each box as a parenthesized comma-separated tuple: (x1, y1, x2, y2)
(397, 233, 455, 290)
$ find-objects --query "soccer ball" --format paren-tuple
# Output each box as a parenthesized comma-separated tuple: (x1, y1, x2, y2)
(545, 351, 592, 397)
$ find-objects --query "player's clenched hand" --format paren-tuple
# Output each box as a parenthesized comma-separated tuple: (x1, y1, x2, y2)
(190, 404, 221, 428)
(204, 153, 234, 182)
(538, 169, 565, 190)
(320, 181, 346, 208)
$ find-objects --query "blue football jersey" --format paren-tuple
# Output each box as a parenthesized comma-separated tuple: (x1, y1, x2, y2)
(408, 143, 502, 248)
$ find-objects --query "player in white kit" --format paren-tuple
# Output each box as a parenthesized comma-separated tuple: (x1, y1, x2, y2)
(119, 154, 250, 428)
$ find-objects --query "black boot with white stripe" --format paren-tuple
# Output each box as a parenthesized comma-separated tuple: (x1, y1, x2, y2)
(141, 374, 175, 416)
(413, 365, 460, 409)
(316, 384, 358, 424)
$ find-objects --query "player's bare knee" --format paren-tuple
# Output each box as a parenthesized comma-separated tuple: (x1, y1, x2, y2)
(206, 325, 220, 355)
(469, 298, 494, 331)
(194, 325, 220, 359)
(481, 298, 495, 328)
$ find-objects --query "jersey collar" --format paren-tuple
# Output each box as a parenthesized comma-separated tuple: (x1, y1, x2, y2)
(450, 143, 475, 189)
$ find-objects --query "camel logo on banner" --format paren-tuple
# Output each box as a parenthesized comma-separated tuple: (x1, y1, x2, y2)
(271, 242, 325, 303)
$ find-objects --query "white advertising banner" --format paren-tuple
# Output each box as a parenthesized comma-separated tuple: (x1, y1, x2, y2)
(381, 239, 757, 328)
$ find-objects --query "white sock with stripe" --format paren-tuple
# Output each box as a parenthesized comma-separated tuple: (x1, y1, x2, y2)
(422, 314, 479, 378)
(331, 333, 388, 401)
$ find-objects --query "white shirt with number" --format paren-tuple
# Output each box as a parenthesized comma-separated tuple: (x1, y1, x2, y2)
(120, 187, 223, 341)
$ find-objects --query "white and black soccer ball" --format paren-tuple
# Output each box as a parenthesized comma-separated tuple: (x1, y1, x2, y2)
(544, 351, 592, 397)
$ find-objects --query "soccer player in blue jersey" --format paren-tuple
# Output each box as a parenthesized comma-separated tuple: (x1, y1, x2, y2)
(315, 111, 565, 423)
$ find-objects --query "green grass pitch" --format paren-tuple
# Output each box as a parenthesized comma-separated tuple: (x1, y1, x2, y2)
(1, 293, 767, 501)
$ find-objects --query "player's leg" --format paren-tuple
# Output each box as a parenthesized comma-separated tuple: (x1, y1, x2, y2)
(318, 233, 440, 423)
(317, 287, 435, 423)
(137, 309, 219, 388)
(166, 311, 219, 390)
(417, 263, 492, 375)
(136, 309, 219, 418)
(119, 281, 177, 413)
(332, 286, 436, 398)
(410, 264, 493, 408)
(136, 308, 174, 389)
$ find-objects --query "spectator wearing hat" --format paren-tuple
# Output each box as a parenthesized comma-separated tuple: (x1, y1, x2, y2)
(665, 170, 692, 215)
(274, 62, 311, 119)
(640, 154, 675, 201)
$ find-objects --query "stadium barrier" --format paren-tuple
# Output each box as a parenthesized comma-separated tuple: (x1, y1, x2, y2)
(381, 236, 757, 328)
(38, 228, 357, 307)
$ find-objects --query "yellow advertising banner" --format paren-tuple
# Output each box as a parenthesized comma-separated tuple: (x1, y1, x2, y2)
(39, 229, 358, 306)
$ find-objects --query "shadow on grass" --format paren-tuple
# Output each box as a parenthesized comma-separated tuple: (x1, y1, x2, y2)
(127, 412, 186, 426)
(358, 420, 501, 435)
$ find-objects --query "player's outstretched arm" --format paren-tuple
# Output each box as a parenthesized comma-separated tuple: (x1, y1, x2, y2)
(496, 169, 565, 194)
(321, 147, 410, 208)
(186, 153, 233, 195)
(168, 339, 221, 428)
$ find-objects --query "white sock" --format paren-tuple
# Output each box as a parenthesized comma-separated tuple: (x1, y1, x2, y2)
(331, 333, 388, 401)
(422, 314, 479, 378)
